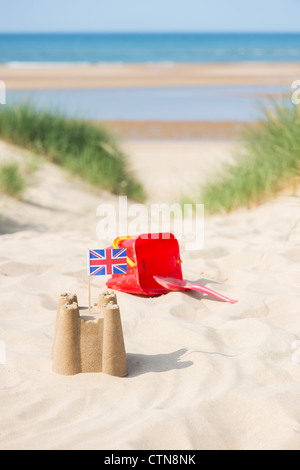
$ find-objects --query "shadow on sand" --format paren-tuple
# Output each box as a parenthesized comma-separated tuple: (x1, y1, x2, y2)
(0, 216, 31, 235)
(126, 348, 193, 377)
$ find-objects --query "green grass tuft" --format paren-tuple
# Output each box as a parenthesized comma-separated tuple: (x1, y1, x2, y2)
(0, 103, 146, 202)
(200, 101, 300, 214)
(0, 162, 27, 198)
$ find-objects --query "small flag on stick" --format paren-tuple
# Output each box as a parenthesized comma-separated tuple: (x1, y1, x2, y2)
(87, 248, 128, 276)
(87, 248, 128, 313)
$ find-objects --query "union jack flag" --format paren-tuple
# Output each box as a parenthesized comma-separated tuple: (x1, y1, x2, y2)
(87, 248, 127, 276)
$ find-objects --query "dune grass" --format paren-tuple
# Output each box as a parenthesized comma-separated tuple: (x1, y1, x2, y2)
(0, 103, 145, 202)
(200, 101, 300, 213)
(0, 162, 27, 198)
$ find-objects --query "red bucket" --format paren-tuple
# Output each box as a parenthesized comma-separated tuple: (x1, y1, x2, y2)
(106, 233, 183, 296)
(106, 233, 237, 303)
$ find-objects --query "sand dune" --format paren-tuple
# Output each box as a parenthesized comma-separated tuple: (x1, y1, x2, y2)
(0, 139, 300, 450)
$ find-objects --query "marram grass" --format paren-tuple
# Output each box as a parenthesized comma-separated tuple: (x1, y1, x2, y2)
(0, 162, 27, 198)
(0, 103, 146, 202)
(200, 101, 300, 213)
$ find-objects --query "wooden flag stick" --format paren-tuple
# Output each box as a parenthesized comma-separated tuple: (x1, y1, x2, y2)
(87, 248, 91, 315)
(88, 274, 91, 315)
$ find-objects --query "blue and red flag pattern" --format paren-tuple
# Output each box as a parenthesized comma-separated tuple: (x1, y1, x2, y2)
(87, 248, 127, 276)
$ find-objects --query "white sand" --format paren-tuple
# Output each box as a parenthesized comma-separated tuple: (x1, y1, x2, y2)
(123, 139, 236, 202)
(1, 139, 300, 450)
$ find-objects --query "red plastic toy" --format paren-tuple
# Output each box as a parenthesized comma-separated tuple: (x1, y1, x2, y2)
(106, 233, 237, 304)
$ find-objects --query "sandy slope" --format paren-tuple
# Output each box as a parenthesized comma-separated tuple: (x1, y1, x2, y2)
(123, 139, 236, 202)
(0, 139, 300, 450)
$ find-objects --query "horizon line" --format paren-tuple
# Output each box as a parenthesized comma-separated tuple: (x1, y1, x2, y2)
(1, 30, 300, 35)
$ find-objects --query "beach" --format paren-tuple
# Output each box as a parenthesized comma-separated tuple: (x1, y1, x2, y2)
(1, 133, 300, 450)
(1, 57, 300, 450)
(1, 62, 300, 90)
(3, 61, 298, 136)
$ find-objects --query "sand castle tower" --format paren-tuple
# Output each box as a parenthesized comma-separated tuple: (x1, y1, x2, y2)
(51, 291, 127, 377)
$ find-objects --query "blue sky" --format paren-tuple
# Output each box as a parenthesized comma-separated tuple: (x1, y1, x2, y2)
(0, 0, 299, 33)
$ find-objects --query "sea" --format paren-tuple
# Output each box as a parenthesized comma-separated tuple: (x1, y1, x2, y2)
(1, 33, 300, 64)
(1, 33, 298, 123)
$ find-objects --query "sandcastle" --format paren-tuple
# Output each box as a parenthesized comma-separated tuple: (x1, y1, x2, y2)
(51, 290, 127, 377)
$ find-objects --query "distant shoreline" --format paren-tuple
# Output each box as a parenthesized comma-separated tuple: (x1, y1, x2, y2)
(1, 62, 299, 90)
(101, 120, 247, 140)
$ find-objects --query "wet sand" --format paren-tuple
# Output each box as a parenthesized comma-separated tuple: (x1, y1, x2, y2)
(1, 62, 299, 90)
(103, 120, 247, 140)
